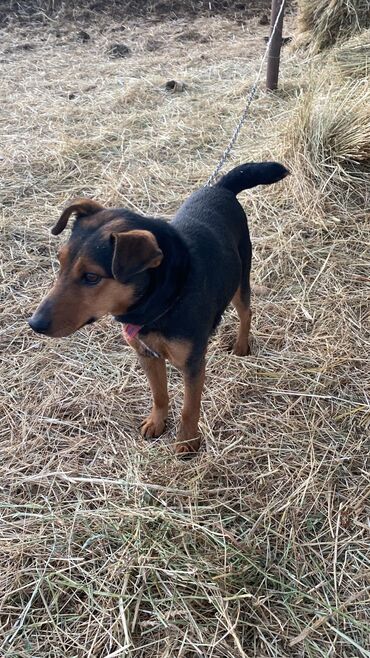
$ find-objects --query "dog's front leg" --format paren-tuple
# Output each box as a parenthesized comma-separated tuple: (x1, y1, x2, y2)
(139, 355, 169, 438)
(175, 360, 205, 457)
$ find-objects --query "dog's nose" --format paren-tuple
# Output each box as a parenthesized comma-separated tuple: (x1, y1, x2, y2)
(28, 314, 51, 335)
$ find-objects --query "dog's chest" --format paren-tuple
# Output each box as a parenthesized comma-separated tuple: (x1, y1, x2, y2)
(127, 331, 192, 370)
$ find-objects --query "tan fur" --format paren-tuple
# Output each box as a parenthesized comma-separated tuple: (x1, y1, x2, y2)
(232, 286, 251, 356)
(175, 364, 205, 456)
(45, 279, 135, 337)
(139, 356, 168, 438)
(57, 244, 70, 268)
(129, 335, 203, 455)
(130, 334, 192, 370)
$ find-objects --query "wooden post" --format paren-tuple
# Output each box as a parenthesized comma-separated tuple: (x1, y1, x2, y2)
(266, 0, 285, 91)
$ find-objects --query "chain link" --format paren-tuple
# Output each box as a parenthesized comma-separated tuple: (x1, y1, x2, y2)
(205, 0, 286, 187)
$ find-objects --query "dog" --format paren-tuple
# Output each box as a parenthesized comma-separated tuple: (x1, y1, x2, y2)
(29, 162, 289, 456)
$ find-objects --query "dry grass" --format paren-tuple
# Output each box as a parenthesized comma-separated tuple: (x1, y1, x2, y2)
(0, 8, 369, 658)
(331, 29, 370, 80)
(295, 0, 370, 53)
(284, 78, 370, 221)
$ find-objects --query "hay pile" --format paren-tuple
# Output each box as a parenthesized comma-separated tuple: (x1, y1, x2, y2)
(331, 29, 370, 79)
(1, 8, 369, 658)
(295, 0, 370, 53)
(288, 18, 370, 219)
(284, 79, 370, 218)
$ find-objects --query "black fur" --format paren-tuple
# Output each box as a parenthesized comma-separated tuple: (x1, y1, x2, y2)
(110, 161, 289, 371)
(216, 162, 289, 195)
(66, 161, 288, 373)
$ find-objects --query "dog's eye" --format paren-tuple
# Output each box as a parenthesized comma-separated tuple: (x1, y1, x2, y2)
(82, 273, 102, 286)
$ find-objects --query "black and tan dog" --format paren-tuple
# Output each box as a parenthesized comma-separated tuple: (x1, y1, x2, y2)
(29, 162, 288, 456)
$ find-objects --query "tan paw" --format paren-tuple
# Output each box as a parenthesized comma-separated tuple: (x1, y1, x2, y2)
(140, 412, 166, 439)
(174, 427, 200, 458)
(175, 443, 200, 459)
(232, 341, 250, 357)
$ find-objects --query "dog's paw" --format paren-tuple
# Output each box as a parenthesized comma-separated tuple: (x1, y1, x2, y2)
(175, 442, 200, 459)
(140, 412, 166, 439)
(232, 341, 251, 357)
(175, 426, 200, 459)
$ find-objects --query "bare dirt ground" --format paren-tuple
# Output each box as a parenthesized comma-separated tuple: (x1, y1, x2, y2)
(0, 2, 369, 657)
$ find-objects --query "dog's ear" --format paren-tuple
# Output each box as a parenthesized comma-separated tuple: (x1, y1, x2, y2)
(51, 198, 104, 236)
(111, 230, 163, 282)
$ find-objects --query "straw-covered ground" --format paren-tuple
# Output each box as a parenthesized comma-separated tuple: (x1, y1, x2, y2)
(0, 3, 369, 657)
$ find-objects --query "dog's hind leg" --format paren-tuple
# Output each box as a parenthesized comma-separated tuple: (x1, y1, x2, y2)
(232, 234, 252, 356)
(232, 285, 252, 356)
(139, 355, 169, 438)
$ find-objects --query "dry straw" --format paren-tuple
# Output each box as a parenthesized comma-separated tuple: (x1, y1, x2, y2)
(331, 28, 370, 79)
(284, 78, 370, 218)
(1, 5, 369, 658)
(295, 0, 370, 53)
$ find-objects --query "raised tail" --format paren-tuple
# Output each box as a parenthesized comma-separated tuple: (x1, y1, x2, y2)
(215, 162, 289, 196)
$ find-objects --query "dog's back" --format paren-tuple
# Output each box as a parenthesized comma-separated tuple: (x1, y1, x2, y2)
(169, 162, 289, 338)
(172, 161, 289, 251)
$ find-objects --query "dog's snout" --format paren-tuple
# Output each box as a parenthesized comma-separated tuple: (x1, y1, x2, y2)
(28, 313, 51, 335)
(28, 300, 53, 335)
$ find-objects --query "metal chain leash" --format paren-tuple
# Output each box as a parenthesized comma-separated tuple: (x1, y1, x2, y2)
(205, 0, 286, 186)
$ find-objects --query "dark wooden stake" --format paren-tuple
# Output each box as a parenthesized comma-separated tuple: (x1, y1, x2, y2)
(266, 0, 285, 91)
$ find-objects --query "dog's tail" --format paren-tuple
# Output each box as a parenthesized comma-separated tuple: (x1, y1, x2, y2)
(215, 162, 289, 196)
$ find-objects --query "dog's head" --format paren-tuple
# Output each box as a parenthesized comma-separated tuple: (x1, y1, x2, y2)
(28, 199, 163, 337)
